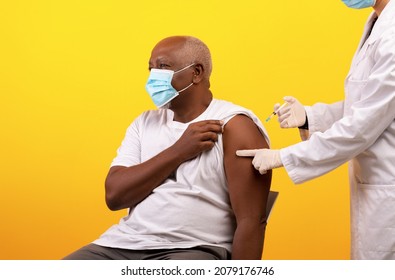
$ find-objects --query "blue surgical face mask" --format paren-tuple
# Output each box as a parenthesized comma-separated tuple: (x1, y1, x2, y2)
(145, 63, 195, 108)
(341, 0, 376, 9)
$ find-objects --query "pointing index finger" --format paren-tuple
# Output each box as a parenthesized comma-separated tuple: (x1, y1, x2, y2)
(236, 149, 258, 157)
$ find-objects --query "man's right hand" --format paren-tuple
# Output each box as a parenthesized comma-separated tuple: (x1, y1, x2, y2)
(174, 120, 224, 162)
(275, 96, 306, 128)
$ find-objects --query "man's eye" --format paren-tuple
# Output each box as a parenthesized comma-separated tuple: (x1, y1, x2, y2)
(159, 64, 170, 69)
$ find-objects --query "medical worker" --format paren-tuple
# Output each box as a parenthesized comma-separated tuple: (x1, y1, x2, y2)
(237, 0, 395, 259)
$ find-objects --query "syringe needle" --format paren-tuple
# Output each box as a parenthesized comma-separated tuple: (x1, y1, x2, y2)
(265, 102, 288, 122)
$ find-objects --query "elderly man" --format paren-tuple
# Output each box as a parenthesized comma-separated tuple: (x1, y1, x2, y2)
(64, 36, 271, 260)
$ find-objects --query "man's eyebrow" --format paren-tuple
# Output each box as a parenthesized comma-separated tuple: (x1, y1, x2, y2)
(148, 57, 169, 64)
(156, 56, 172, 62)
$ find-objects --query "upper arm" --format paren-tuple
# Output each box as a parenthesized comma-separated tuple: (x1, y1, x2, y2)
(223, 114, 272, 223)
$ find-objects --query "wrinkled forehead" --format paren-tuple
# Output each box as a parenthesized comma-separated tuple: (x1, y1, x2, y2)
(149, 38, 186, 65)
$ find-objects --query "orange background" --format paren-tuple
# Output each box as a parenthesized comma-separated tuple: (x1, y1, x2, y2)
(0, 0, 370, 259)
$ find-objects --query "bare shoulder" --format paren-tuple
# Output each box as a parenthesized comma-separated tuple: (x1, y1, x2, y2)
(223, 114, 269, 150)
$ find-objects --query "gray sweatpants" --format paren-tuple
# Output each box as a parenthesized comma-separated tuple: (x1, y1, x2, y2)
(63, 243, 230, 260)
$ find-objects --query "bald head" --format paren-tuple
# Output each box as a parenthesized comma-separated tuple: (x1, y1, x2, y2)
(153, 36, 212, 81)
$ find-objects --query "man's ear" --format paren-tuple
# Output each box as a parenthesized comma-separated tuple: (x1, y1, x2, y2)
(192, 64, 204, 84)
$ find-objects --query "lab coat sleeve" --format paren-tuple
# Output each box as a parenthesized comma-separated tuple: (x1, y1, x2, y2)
(280, 33, 395, 184)
(305, 101, 344, 134)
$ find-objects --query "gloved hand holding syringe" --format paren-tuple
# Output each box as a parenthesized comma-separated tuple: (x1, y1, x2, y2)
(265, 96, 307, 128)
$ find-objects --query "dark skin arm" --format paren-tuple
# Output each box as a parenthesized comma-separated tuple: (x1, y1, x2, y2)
(223, 114, 272, 260)
(105, 120, 223, 211)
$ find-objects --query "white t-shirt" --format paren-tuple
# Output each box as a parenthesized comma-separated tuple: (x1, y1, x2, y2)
(93, 99, 268, 252)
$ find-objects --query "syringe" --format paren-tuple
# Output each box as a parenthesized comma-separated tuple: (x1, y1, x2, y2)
(265, 102, 288, 122)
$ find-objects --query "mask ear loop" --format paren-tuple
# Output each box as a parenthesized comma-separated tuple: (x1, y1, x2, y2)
(174, 63, 195, 93)
(174, 63, 195, 74)
(171, 63, 196, 94)
(177, 82, 194, 93)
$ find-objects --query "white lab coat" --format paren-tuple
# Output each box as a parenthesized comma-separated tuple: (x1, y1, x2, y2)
(280, 1, 395, 259)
